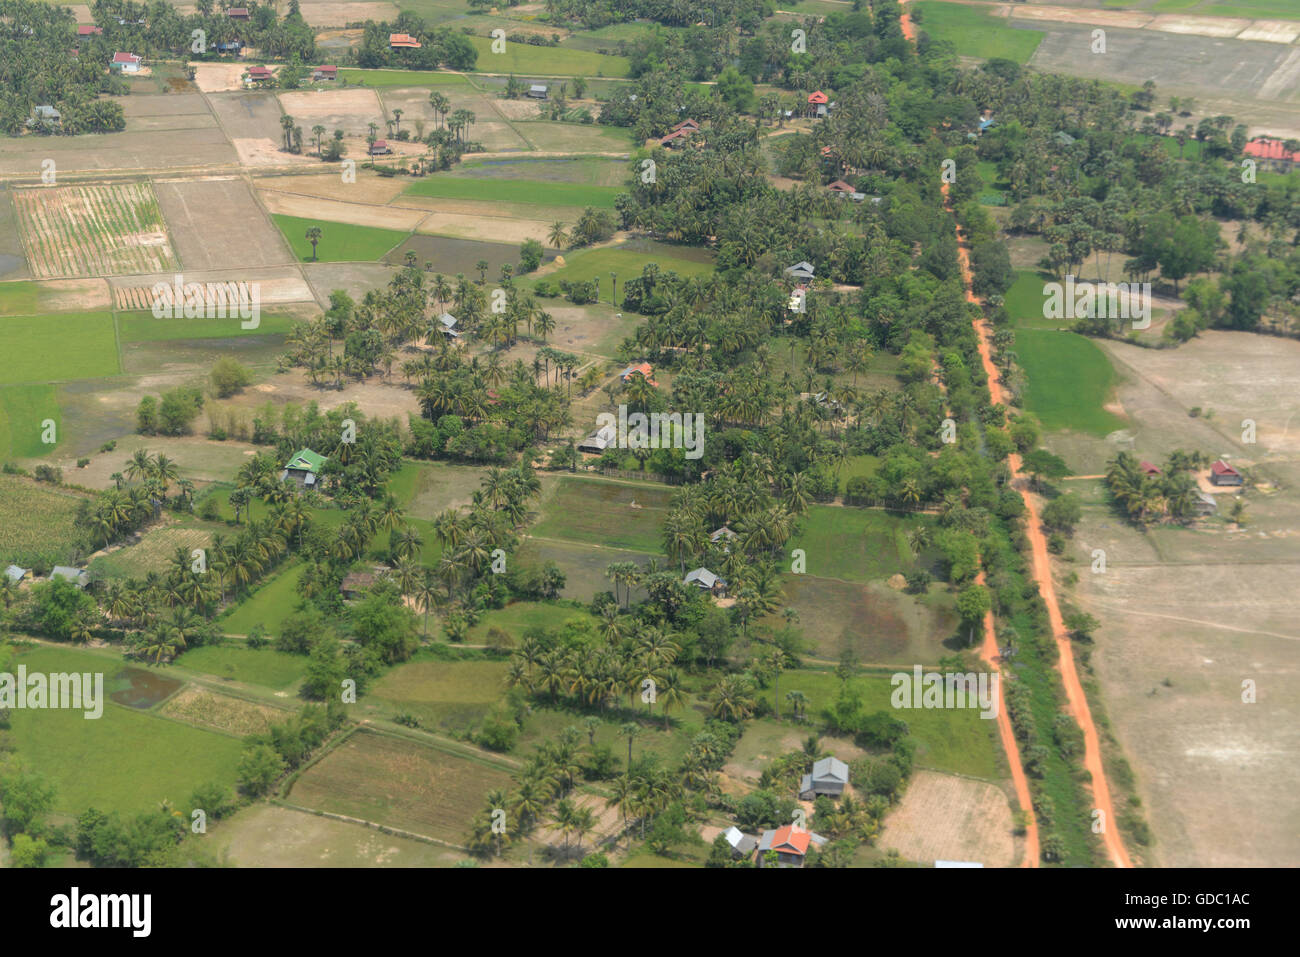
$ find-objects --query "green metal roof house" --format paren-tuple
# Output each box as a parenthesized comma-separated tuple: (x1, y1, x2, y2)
(281, 448, 327, 489)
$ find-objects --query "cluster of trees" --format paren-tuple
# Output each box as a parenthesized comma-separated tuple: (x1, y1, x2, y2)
(1104, 450, 1241, 526)
(235, 700, 346, 796)
(356, 15, 476, 71)
(90, 0, 319, 62)
(76, 449, 191, 548)
(136, 385, 204, 437)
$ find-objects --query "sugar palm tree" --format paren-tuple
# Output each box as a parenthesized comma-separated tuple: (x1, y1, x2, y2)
(305, 225, 322, 262)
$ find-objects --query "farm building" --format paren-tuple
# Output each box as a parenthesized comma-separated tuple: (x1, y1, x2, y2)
(827, 179, 865, 201)
(50, 566, 89, 588)
(785, 261, 815, 281)
(978, 113, 996, 134)
(214, 41, 243, 54)
(369, 139, 392, 156)
(672, 119, 699, 132)
(527, 84, 549, 99)
(29, 105, 61, 127)
(313, 65, 337, 81)
(620, 362, 656, 386)
(110, 52, 142, 73)
(659, 128, 692, 149)
(341, 570, 378, 600)
(710, 526, 737, 545)
(724, 826, 757, 859)
(245, 65, 274, 85)
(1210, 460, 1244, 486)
(577, 423, 617, 454)
(226, 7, 250, 19)
(755, 825, 827, 868)
(76, 24, 102, 36)
(5, 565, 28, 584)
(390, 33, 422, 49)
(1193, 490, 1218, 516)
(437, 312, 459, 338)
(684, 567, 726, 595)
(799, 756, 850, 799)
(1139, 460, 1161, 477)
(281, 448, 326, 490)
(1244, 138, 1300, 169)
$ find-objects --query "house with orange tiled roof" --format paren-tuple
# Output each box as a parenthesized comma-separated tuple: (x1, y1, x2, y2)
(755, 825, 827, 867)
(620, 362, 657, 387)
(390, 33, 422, 49)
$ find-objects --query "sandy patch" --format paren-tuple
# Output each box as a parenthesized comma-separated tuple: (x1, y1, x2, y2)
(260, 188, 427, 230)
(1237, 21, 1300, 44)
(279, 88, 385, 133)
(495, 99, 548, 121)
(233, 138, 320, 167)
(1010, 6, 1151, 30)
(879, 769, 1016, 867)
(2, 278, 113, 314)
(254, 172, 410, 205)
(1147, 15, 1252, 39)
(298, 1, 398, 27)
(191, 62, 252, 93)
(416, 211, 551, 244)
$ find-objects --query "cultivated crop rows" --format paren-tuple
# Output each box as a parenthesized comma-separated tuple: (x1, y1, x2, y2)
(14, 182, 180, 279)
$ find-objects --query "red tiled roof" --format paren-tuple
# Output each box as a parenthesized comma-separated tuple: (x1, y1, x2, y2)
(1243, 138, 1300, 163)
(808, 91, 829, 104)
(1211, 460, 1241, 476)
(246, 66, 273, 77)
(390, 33, 422, 48)
(770, 825, 811, 855)
(827, 179, 854, 192)
(112, 52, 141, 63)
(77, 25, 102, 35)
(314, 65, 337, 73)
(672, 119, 699, 131)
(660, 128, 691, 144)
(1139, 460, 1160, 475)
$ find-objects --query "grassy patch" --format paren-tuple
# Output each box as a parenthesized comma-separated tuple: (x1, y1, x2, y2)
(0, 313, 119, 384)
(271, 214, 409, 263)
(0, 473, 87, 563)
(913, 2, 1046, 64)
(531, 476, 670, 553)
(5, 644, 245, 816)
(466, 600, 598, 643)
(789, 506, 937, 583)
(117, 311, 299, 342)
(536, 243, 714, 292)
(1015, 329, 1125, 435)
(336, 68, 471, 88)
(368, 656, 508, 731)
(219, 562, 309, 636)
(175, 644, 308, 689)
(466, 36, 631, 77)
(0, 384, 61, 458)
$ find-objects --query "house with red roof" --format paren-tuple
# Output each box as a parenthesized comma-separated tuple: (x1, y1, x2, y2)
(313, 65, 338, 81)
(1210, 460, 1243, 486)
(755, 825, 828, 867)
(390, 33, 422, 49)
(672, 119, 699, 132)
(77, 24, 103, 36)
(1139, 460, 1161, 477)
(659, 128, 692, 149)
(620, 362, 657, 387)
(244, 65, 274, 85)
(110, 52, 142, 73)
(1243, 137, 1300, 167)
(369, 139, 392, 156)
(226, 7, 250, 19)
(808, 91, 829, 105)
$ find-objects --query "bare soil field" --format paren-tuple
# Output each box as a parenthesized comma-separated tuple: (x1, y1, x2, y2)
(878, 769, 1017, 867)
(399, 192, 591, 225)
(0, 127, 238, 177)
(153, 177, 296, 271)
(254, 171, 410, 205)
(417, 209, 553, 244)
(232, 138, 320, 168)
(287, 729, 513, 844)
(206, 91, 285, 141)
(14, 182, 179, 279)
(37, 434, 262, 487)
(109, 264, 314, 308)
(213, 804, 464, 867)
(296, 0, 398, 26)
(225, 367, 420, 422)
(0, 278, 110, 314)
(0, 188, 27, 280)
(191, 63, 250, 94)
(1047, 331, 1300, 867)
(302, 260, 398, 303)
(259, 187, 429, 231)
(119, 94, 212, 119)
(278, 88, 386, 136)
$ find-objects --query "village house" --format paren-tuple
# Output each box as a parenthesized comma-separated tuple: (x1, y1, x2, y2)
(577, 422, 616, 454)
(280, 448, 326, 491)
(369, 139, 392, 156)
(29, 105, 61, 128)
(684, 567, 727, 596)
(785, 261, 815, 282)
(50, 566, 89, 589)
(755, 825, 827, 867)
(808, 90, 829, 118)
(437, 312, 459, 338)
(710, 526, 737, 546)
(390, 33, 422, 49)
(214, 41, 243, 55)
(672, 119, 699, 132)
(340, 570, 378, 600)
(620, 362, 656, 386)
(110, 52, 142, 73)
(1244, 137, 1300, 171)
(313, 65, 338, 81)
(827, 179, 865, 201)
(5, 565, 29, 584)
(659, 128, 692, 149)
(1210, 460, 1244, 486)
(245, 65, 274, 85)
(1193, 490, 1218, 516)
(799, 756, 850, 799)
(226, 6, 251, 20)
(76, 24, 102, 36)
(1139, 460, 1161, 477)
(527, 84, 549, 99)
(723, 826, 757, 860)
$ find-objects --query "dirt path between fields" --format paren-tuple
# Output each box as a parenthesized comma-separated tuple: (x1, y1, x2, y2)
(943, 171, 1131, 869)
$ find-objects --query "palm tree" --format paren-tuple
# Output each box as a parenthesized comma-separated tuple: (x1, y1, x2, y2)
(547, 221, 568, 249)
(305, 225, 322, 262)
(619, 722, 642, 769)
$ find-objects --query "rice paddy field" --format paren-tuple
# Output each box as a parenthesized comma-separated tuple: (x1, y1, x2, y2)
(366, 656, 509, 731)
(3, 644, 246, 817)
(1014, 329, 1126, 435)
(530, 476, 671, 554)
(13, 183, 179, 279)
(788, 506, 938, 583)
(219, 562, 309, 636)
(466, 36, 631, 77)
(404, 175, 622, 208)
(535, 243, 715, 291)
(0, 384, 62, 459)
(175, 644, 309, 689)
(88, 524, 219, 580)
(0, 312, 120, 384)
(272, 214, 410, 262)
(912, 2, 1047, 64)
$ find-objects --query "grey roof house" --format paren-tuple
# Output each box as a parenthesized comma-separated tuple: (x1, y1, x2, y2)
(724, 826, 757, 858)
(527, 84, 549, 99)
(577, 423, 616, 454)
(5, 565, 29, 583)
(785, 261, 815, 281)
(438, 312, 459, 338)
(50, 566, 89, 588)
(684, 567, 727, 594)
(800, 756, 850, 799)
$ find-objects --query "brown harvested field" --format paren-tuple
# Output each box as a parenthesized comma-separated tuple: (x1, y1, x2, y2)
(109, 264, 315, 309)
(41, 434, 262, 488)
(158, 686, 290, 736)
(878, 769, 1017, 867)
(0, 278, 110, 314)
(259, 188, 428, 231)
(153, 177, 295, 270)
(278, 88, 386, 136)
(213, 804, 465, 867)
(254, 171, 410, 205)
(380, 87, 531, 152)
(417, 209, 553, 245)
(287, 730, 514, 844)
(494, 303, 636, 363)
(0, 188, 30, 280)
(1043, 331, 1300, 867)
(206, 91, 285, 141)
(231, 138, 320, 168)
(399, 193, 591, 225)
(0, 126, 237, 176)
(14, 182, 179, 279)
(302, 260, 398, 303)
(225, 367, 421, 421)
(297, 0, 397, 26)
(119, 93, 212, 118)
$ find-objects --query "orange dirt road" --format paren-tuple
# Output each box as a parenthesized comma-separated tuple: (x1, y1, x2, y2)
(944, 175, 1132, 868)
